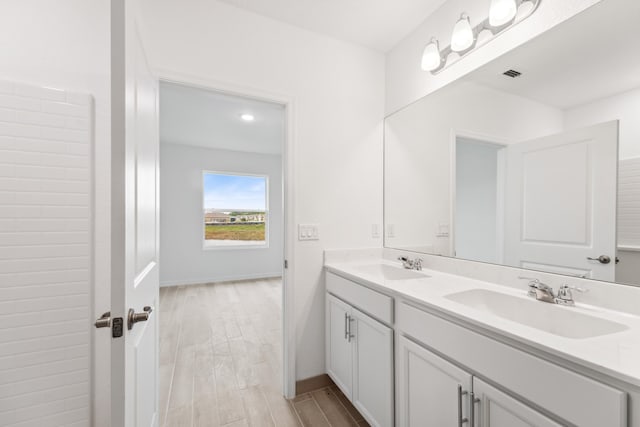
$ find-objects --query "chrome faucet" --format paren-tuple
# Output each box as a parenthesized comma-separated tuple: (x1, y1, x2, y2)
(519, 277, 588, 305)
(398, 256, 423, 271)
(520, 277, 556, 303)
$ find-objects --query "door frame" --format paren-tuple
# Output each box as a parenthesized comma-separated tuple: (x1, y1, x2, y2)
(450, 129, 510, 262)
(155, 69, 297, 398)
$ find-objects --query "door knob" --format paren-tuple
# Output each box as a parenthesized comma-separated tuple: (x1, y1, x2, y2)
(95, 311, 111, 328)
(587, 255, 611, 264)
(127, 306, 153, 330)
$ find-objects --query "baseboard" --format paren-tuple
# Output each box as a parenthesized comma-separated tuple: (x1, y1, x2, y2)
(295, 374, 334, 396)
(160, 272, 282, 287)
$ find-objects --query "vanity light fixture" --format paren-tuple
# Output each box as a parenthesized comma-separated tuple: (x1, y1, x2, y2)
(420, 0, 541, 75)
(489, 0, 518, 27)
(421, 38, 443, 72)
(451, 14, 474, 52)
(240, 113, 255, 122)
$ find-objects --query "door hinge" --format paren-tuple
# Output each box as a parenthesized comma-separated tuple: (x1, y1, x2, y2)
(284, 259, 288, 269)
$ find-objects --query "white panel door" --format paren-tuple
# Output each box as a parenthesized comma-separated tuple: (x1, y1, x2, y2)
(351, 308, 393, 427)
(473, 378, 563, 427)
(326, 294, 353, 399)
(504, 121, 618, 281)
(111, 0, 160, 426)
(397, 336, 473, 427)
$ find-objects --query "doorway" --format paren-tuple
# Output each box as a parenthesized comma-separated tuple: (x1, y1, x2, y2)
(157, 81, 292, 425)
(453, 136, 506, 264)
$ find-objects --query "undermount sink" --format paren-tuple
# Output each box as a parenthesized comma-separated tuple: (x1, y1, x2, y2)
(355, 264, 429, 280)
(445, 289, 628, 339)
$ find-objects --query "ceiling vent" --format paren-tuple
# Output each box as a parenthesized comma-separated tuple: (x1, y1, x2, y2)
(503, 69, 522, 78)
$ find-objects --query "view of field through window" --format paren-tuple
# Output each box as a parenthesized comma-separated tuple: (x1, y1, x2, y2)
(203, 172, 268, 247)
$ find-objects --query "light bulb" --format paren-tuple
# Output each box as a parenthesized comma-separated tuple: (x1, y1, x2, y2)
(451, 14, 474, 52)
(489, 0, 517, 27)
(421, 39, 442, 72)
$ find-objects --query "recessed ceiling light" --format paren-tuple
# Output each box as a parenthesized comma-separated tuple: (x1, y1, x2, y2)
(240, 113, 255, 122)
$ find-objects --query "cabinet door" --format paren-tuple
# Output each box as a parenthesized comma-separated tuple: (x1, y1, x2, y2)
(351, 307, 393, 427)
(473, 378, 563, 427)
(326, 294, 353, 398)
(397, 336, 473, 427)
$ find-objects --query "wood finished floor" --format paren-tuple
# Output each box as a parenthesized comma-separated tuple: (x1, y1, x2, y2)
(159, 278, 370, 427)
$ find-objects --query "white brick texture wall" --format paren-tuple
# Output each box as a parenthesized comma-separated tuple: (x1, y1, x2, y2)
(0, 80, 91, 427)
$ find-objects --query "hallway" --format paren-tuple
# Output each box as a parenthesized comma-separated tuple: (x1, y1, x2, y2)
(159, 279, 369, 426)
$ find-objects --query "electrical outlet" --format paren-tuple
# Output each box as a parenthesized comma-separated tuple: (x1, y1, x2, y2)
(298, 224, 319, 241)
(372, 224, 380, 238)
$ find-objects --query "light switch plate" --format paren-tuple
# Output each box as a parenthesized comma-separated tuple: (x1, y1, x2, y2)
(386, 224, 395, 238)
(298, 224, 319, 241)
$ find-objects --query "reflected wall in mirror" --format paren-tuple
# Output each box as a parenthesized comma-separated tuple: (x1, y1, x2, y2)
(384, 0, 640, 286)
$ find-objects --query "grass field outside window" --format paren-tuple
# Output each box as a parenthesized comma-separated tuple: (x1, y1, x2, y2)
(203, 172, 268, 248)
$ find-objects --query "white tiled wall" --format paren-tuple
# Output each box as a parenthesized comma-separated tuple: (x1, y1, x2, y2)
(0, 80, 92, 426)
(618, 157, 640, 248)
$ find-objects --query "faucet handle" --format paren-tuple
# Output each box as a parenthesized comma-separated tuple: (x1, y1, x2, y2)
(561, 284, 589, 293)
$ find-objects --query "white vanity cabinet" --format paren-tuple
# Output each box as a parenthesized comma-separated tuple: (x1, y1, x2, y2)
(397, 301, 627, 427)
(326, 294, 355, 396)
(398, 335, 561, 427)
(325, 272, 394, 427)
(397, 336, 473, 426)
(473, 378, 562, 427)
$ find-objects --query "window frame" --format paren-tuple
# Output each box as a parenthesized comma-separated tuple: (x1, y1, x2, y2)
(202, 170, 270, 250)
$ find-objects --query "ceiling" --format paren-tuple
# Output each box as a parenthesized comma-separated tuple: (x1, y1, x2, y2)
(467, 0, 640, 110)
(216, 0, 449, 52)
(159, 82, 285, 155)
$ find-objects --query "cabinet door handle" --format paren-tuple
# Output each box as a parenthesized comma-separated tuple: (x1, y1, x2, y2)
(347, 315, 355, 342)
(470, 391, 480, 427)
(344, 313, 349, 340)
(458, 385, 469, 426)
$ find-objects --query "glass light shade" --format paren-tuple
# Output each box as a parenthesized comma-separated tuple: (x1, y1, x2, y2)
(451, 15, 474, 52)
(515, 1, 535, 22)
(476, 28, 494, 47)
(489, 0, 517, 27)
(445, 52, 461, 67)
(421, 40, 442, 72)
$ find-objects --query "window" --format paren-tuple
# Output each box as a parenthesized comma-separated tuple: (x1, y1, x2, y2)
(203, 172, 268, 248)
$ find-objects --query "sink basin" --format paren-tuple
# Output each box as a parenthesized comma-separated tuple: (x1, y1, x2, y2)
(355, 264, 429, 280)
(445, 289, 628, 339)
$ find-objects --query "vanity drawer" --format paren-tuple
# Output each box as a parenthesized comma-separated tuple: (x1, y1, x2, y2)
(326, 272, 393, 325)
(397, 302, 627, 427)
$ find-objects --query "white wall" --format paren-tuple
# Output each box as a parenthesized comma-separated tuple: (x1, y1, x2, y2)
(564, 87, 640, 161)
(138, 0, 386, 380)
(385, 0, 602, 114)
(0, 1, 111, 426)
(160, 143, 282, 285)
(455, 139, 500, 263)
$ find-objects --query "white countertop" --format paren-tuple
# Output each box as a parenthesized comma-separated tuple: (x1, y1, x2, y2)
(325, 259, 640, 388)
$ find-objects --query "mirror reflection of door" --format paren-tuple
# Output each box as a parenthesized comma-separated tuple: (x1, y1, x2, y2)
(454, 137, 506, 264)
(503, 121, 618, 281)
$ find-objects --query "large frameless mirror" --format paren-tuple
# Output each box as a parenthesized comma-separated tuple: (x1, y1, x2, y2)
(384, 0, 640, 286)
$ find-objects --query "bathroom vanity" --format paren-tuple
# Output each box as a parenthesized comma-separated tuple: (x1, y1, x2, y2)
(322, 1, 640, 425)
(324, 251, 640, 427)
